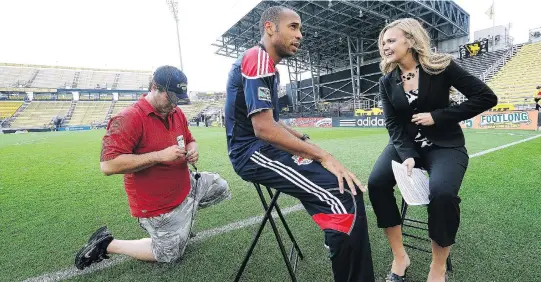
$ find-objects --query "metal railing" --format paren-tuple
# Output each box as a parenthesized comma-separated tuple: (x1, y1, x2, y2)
(480, 44, 521, 82)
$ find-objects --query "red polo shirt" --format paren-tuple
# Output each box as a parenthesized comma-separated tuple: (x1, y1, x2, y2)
(100, 95, 195, 218)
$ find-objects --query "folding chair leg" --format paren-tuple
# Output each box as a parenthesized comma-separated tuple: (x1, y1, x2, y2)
(400, 198, 454, 272)
(265, 186, 304, 260)
(256, 187, 297, 282)
(400, 198, 408, 225)
(234, 187, 281, 282)
(235, 184, 300, 282)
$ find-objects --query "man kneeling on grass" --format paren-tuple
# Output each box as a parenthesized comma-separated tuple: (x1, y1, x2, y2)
(74, 66, 230, 270)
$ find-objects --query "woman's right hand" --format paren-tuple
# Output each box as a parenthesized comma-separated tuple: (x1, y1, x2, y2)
(403, 158, 415, 176)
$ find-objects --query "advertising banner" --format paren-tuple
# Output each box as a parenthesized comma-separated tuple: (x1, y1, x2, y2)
(282, 117, 332, 128)
(59, 126, 91, 131)
(332, 115, 386, 128)
(460, 110, 538, 130)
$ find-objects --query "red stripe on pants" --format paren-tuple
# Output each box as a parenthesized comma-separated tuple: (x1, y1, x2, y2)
(312, 213, 354, 234)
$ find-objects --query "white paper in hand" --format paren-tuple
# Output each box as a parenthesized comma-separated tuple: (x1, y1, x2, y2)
(391, 160, 430, 206)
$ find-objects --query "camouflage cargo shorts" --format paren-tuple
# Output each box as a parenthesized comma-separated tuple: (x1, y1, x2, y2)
(138, 170, 231, 263)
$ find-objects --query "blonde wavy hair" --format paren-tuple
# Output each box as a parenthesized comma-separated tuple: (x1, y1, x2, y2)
(378, 18, 453, 75)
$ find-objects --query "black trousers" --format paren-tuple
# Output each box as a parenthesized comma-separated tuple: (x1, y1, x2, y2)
(237, 145, 375, 282)
(367, 144, 469, 247)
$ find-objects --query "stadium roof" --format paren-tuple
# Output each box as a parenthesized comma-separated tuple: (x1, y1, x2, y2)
(213, 0, 469, 72)
(213, 0, 470, 111)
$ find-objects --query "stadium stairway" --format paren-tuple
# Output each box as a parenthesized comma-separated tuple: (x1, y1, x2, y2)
(455, 48, 509, 79)
(452, 44, 527, 103)
(60, 101, 78, 126)
(105, 100, 116, 121)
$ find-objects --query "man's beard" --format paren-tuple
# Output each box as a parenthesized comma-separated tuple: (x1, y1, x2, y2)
(275, 43, 294, 59)
(160, 105, 174, 115)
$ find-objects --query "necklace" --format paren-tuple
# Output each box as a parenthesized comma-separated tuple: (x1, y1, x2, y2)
(401, 67, 418, 83)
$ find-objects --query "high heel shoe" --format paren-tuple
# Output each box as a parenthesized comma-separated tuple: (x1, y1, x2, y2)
(385, 266, 409, 282)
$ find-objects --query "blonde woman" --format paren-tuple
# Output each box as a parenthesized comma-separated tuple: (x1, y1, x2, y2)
(367, 18, 497, 282)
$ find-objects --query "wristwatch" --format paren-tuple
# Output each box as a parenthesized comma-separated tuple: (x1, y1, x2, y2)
(300, 133, 310, 141)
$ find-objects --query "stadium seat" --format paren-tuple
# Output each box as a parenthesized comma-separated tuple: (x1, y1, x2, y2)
(67, 101, 111, 125)
(0, 64, 151, 90)
(0, 66, 35, 87)
(110, 101, 136, 117)
(455, 48, 509, 78)
(178, 101, 210, 120)
(32, 68, 76, 88)
(0, 101, 24, 119)
(116, 71, 151, 90)
(10, 101, 71, 128)
(487, 42, 541, 105)
(234, 183, 304, 282)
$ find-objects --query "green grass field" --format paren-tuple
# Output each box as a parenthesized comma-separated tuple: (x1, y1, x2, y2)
(1, 127, 540, 282)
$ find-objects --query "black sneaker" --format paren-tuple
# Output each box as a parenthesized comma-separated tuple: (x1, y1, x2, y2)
(74, 226, 114, 270)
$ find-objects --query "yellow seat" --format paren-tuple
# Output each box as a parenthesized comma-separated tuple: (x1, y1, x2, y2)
(487, 42, 541, 105)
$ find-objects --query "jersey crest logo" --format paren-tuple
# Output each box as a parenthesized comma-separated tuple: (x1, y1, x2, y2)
(258, 87, 271, 101)
(292, 155, 313, 165)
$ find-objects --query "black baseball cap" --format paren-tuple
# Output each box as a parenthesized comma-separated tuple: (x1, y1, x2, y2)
(152, 65, 188, 104)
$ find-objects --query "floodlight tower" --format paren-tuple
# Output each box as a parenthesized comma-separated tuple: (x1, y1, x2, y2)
(166, 0, 184, 71)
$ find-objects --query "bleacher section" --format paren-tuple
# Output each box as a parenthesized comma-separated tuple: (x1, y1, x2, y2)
(0, 67, 34, 87)
(200, 100, 225, 116)
(111, 101, 136, 117)
(4, 42, 536, 127)
(116, 72, 152, 90)
(67, 101, 112, 125)
(109, 101, 210, 121)
(455, 48, 507, 78)
(0, 101, 23, 119)
(487, 42, 541, 104)
(76, 71, 117, 89)
(0, 63, 151, 90)
(32, 69, 76, 88)
(179, 102, 208, 120)
(10, 101, 71, 128)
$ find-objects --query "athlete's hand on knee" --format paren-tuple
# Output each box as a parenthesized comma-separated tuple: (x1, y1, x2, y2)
(345, 170, 366, 194)
(403, 158, 415, 176)
(321, 155, 365, 195)
(156, 145, 186, 162)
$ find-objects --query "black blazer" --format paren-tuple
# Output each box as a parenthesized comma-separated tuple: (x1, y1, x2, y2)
(379, 60, 498, 161)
